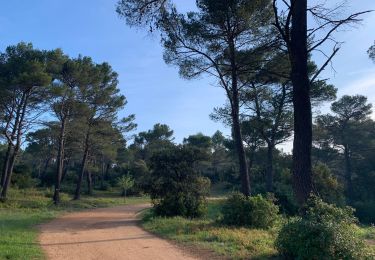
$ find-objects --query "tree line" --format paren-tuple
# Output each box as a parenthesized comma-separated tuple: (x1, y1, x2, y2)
(0, 43, 136, 204)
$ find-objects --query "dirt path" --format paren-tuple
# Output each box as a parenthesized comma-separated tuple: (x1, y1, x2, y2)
(39, 204, 199, 260)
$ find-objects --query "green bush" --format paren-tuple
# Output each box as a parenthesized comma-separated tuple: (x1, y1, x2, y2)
(276, 196, 371, 259)
(12, 173, 38, 189)
(313, 163, 345, 206)
(149, 146, 210, 218)
(221, 192, 279, 229)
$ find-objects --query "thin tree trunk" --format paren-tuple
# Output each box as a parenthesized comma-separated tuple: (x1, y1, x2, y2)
(228, 33, 251, 196)
(40, 157, 51, 187)
(344, 144, 353, 201)
(74, 132, 90, 200)
(86, 170, 93, 195)
(0, 144, 12, 191)
(1, 92, 29, 200)
(61, 159, 70, 183)
(290, 0, 313, 205)
(53, 117, 66, 205)
(266, 144, 274, 192)
(1, 94, 25, 194)
(1, 147, 19, 200)
(100, 155, 105, 189)
(105, 162, 110, 181)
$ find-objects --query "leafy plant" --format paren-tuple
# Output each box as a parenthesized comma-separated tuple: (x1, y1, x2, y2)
(149, 146, 210, 218)
(276, 196, 372, 259)
(221, 192, 279, 229)
(117, 174, 135, 199)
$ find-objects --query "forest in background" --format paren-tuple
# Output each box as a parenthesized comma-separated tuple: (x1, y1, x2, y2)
(1, 0, 375, 259)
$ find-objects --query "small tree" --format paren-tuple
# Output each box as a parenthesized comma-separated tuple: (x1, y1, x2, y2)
(315, 95, 372, 200)
(149, 145, 210, 218)
(117, 174, 135, 200)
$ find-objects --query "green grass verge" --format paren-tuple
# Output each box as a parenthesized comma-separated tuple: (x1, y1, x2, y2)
(0, 188, 149, 260)
(142, 200, 279, 260)
(142, 200, 375, 260)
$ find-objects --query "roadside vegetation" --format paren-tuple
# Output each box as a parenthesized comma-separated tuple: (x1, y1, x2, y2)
(143, 198, 375, 260)
(0, 188, 148, 260)
(142, 200, 279, 259)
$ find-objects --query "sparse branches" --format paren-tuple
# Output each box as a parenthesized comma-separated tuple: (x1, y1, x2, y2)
(116, 0, 169, 28)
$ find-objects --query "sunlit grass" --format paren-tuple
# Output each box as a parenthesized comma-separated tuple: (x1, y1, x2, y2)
(142, 200, 279, 260)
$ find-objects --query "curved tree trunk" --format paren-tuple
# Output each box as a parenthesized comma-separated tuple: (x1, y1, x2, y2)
(1, 93, 29, 200)
(0, 144, 12, 191)
(0, 148, 18, 200)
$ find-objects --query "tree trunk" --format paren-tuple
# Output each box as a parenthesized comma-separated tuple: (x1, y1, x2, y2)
(53, 118, 66, 205)
(40, 157, 51, 187)
(74, 132, 90, 200)
(344, 144, 353, 201)
(0, 147, 18, 200)
(266, 144, 274, 192)
(228, 34, 251, 196)
(86, 170, 93, 195)
(290, 0, 313, 205)
(0, 144, 12, 191)
(61, 160, 69, 183)
(100, 156, 105, 189)
(105, 162, 110, 181)
(1, 93, 29, 200)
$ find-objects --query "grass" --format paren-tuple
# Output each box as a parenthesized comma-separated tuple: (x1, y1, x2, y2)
(142, 199, 375, 260)
(1, 187, 374, 260)
(0, 188, 149, 260)
(142, 200, 279, 260)
(358, 225, 375, 256)
(359, 225, 375, 240)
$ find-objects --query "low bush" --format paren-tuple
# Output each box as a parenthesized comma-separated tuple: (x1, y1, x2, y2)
(12, 170, 38, 189)
(221, 192, 279, 229)
(313, 163, 345, 206)
(276, 196, 372, 259)
(149, 146, 210, 218)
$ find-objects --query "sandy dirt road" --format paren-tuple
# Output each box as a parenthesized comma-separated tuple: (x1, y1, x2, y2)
(38, 204, 199, 260)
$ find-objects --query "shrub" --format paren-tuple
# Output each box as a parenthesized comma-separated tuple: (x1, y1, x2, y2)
(117, 174, 135, 197)
(12, 173, 37, 189)
(221, 192, 279, 229)
(276, 196, 371, 259)
(313, 163, 345, 206)
(274, 169, 299, 215)
(149, 146, 210, 218)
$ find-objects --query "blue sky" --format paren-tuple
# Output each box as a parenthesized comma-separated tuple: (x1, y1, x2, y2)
(1, 0, 374, 149)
